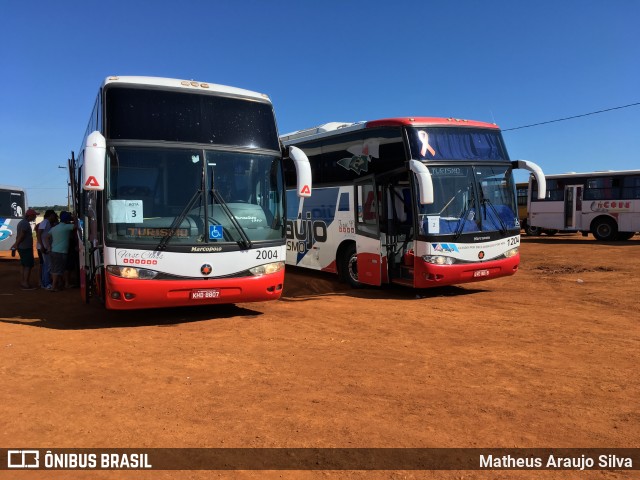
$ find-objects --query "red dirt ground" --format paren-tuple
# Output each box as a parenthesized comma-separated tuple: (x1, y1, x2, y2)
(1, 234, 638, 480)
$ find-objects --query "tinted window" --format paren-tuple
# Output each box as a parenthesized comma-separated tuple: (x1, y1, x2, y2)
(516, 187, 528, 206)
(407, 127, 508, 161)
(106, 87, 279, 151)
(583, 177, 621, 200)
(285, 127, 405, 187)
(622, 175, 640, 199)
(0, 190, 25, 217)
(531, 178, 567, 201)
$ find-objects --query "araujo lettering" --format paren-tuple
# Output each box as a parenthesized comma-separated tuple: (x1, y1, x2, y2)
(285, 211, 328, 254)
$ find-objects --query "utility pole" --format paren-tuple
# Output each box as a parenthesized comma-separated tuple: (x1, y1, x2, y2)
(58, 165, 70, 210)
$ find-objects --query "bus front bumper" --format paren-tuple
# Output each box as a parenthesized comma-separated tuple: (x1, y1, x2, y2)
(412, 254, 520, 288)
(104, 271, 285, 310)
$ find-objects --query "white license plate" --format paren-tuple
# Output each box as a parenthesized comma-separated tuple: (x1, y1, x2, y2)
(473, 269, 490, 278)
(191, 289, 220, 300)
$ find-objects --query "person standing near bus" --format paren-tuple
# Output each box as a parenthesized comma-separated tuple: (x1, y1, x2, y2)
(36, 209, 58, 290)
(46, 211, 76, 292)
(10, 208, 39, 290)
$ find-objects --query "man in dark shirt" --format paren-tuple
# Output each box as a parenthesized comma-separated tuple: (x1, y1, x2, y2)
(11, 208, 39, 290)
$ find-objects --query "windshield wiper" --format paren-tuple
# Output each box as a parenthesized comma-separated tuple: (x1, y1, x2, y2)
(453, 182, 476, 240)
(479, 191, 508, 235)
(454, 191, 475, 239)
(156, 189, 202, 251)
(211, 190, 253, 250)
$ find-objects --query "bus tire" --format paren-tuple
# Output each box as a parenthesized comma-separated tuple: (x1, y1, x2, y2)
(592, 217, 618, 241)
(525, 225, 542, 236)
(545, 229, 558, 236)
(339, 243, 361, 288)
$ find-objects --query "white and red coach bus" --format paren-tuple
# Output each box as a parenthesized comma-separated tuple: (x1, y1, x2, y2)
(527, 170, 640, 240)
(281, 117, 545, 288)
(69, 76, 311, 310)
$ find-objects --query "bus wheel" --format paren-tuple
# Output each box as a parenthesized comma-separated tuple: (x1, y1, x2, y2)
(340, 244, 361, 288)
(525, 225, 542, 236)
(592, 217, 618, 241)
(545, 229, 558, 236)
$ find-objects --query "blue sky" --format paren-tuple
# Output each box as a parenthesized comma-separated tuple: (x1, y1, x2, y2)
(1, 0, 639, 206)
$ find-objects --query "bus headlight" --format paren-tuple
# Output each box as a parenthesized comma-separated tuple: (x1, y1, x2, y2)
(249, 261, 284, 276)
(107, 265, 158, 279)
(422, 255, 455, 265)
(504, 247, 519, 258)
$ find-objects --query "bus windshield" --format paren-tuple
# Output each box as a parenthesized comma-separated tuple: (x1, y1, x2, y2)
(105, 147, 284, 246)
(417, 165, 518, 236)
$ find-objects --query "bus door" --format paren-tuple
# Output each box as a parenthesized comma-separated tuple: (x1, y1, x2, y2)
(564, 185, 583, 229)
(354, 175, 383, 286)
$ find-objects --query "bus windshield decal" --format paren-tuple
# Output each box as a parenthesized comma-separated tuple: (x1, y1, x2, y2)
(418, 130, 436, 157)
(337, 155, 369, 174)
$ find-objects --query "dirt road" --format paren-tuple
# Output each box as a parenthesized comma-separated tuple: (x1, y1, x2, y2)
(1, 234, 638, 479)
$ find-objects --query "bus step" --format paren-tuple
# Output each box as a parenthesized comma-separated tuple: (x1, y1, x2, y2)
(401, 266, 414, 279)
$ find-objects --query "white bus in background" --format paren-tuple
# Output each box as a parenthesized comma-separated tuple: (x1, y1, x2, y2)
(527, 170, 640, 241)
(70, 76, 311, 310)
(281, 117, 546, 289)
(0, 185, 28, 251)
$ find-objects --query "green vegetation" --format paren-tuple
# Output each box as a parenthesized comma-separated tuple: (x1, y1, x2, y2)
(32, 205, 70, 213)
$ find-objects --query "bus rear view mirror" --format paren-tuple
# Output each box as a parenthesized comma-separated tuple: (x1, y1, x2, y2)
(409, 160, 434, 205)
(83, 131, 106, 191)
(512, 160, 546, 199)
(288, 145, 312, 198)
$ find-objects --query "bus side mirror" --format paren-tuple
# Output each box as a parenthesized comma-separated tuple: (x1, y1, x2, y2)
(512, 160, 546, 199)
(409, 160, 434, 205)
(288, 146, 312, 198)
(82, 131, 106, 191)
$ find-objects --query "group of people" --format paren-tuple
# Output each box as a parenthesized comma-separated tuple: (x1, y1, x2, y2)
(11, 208, 78, 291)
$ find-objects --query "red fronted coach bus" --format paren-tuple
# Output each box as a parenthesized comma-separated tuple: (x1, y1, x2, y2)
(70, 76, 311, 310)
(282, 117, 545, 288)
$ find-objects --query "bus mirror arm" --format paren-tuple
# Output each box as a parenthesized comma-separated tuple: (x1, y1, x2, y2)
(512, 160, 546, 200)
(409, 160, 434, 205)
(288, 145, 312, 198)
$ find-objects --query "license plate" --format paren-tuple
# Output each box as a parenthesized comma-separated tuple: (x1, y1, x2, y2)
(191, 289, 220, 300)
(473, 269, 490, 278)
